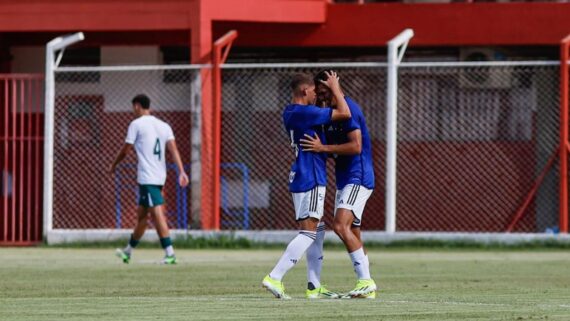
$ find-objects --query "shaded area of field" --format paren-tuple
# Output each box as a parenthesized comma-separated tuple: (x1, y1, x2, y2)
(1, 248, 569, 320)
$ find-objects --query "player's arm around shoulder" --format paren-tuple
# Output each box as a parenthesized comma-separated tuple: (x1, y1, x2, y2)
(299, 129, 361, 155)
(343, 129, 362, 155)
(166, 139, 189, 187)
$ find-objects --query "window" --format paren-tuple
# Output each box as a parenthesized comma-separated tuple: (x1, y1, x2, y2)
(161, 46, 191, 83)
(55, 47, 101, 83)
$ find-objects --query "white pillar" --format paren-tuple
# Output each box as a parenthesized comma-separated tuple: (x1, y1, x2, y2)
(43, 32, 84, 241)
(385, 29, 414, 233)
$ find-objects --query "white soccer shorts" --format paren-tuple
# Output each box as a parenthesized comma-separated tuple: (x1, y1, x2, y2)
(291, 185, 326, 221)
(334, 184, 373, 227)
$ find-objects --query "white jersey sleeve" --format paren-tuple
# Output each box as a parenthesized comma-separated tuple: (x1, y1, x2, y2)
(125, 121, 138, 144)
(165, 124, 175, 142)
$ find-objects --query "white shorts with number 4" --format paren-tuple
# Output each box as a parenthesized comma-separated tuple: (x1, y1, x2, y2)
(292, 186, 326, 221)
(334, 184, 373, 227)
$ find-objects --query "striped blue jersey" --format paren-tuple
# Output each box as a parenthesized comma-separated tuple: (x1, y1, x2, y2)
(283, 104, 333, 193)
(325, 97, 375, 190)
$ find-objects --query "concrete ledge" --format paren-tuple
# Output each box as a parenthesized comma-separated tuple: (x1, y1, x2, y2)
(47, 229, 570, 245)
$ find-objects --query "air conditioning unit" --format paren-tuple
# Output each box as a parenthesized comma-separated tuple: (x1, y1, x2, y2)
(459, 48, 512, 89)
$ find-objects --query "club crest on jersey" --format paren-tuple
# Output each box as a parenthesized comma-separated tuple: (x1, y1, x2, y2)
(288, 171, 295, 183)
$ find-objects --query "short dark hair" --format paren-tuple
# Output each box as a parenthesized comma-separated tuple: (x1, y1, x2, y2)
(132, 94, 150, 109)
(314, 70, 332, 87)
(290, 73, 314, 95)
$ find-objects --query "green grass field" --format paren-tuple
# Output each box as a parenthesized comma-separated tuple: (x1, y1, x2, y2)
(1, 247, 569, 320)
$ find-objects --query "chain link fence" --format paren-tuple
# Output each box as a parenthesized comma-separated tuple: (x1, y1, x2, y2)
(52, 67, 198, 230)
(50, 62, 562, 233)
(220, 63, 561, 232)
(397, 63, 559, 232)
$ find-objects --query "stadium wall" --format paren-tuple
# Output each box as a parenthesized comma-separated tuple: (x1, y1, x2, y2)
(46, 229, 570, 246)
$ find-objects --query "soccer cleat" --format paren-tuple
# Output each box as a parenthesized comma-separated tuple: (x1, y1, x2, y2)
(306, 286, 341, 299)
(342, 291, 376, 299)
(343, 279, 377, 298)
(160, 255, 177, 265)
(361, 291, 376, 299)
(262, 275, 291, 299)
(115, 248, 130, 264)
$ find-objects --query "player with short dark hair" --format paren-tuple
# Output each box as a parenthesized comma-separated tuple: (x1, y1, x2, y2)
(131, 94, 150, 109)
(110, 94, 189, 264)
(300, 70, 377, 299)
(262, 71, 351, 299)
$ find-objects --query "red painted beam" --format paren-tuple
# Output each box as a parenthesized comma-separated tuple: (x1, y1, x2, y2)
(205, 0, 326, 23)
(0, 1, 197, 31)
(0, 0, 325, 31)
(217, 3, 570, 46)
(1, 1, 570, 45)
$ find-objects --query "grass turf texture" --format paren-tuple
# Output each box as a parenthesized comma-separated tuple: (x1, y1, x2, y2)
(1, 248, 569, 321)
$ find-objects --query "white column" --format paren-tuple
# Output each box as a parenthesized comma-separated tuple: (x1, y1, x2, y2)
(385, 29, 414, 233)
(43, 32, 84, 241)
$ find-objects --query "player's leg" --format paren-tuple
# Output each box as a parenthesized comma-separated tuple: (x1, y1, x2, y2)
(149, 204, 176, 264)
(305, 219, 340, 299)
(133, 206, 149, 240)
(146, 185, 176, 264)
(351, 225, 361, 245)
(305, 221, 326, 293)
(345, 221, 375, 298)
(304, 185, 333, 297)
(333, 184, 376, 298)
(350, 224, 370, 277)
(334, 208, 362, 252)
(115, 189, 149, 264)
(351, 224, 370, 276)
(263, 186, 323, 299)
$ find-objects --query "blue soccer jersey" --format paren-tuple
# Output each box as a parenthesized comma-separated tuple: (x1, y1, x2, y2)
(283, 104, 333, 193)
(325, 97, 375, 190)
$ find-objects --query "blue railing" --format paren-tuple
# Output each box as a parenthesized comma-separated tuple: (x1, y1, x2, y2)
(114, 162, 250, 229)
(220, 162, 250, 230)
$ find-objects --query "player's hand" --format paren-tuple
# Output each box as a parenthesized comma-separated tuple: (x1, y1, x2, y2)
(179, 172, 189, 187)
(108, 164, 116, 175)
(318, 70, 340, 92)
(299, 133, 324, 153)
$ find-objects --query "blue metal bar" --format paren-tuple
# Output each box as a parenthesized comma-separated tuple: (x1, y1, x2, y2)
(183, 164, 190, 229)
(114, 163, 137, 229)
(167, 164, 182, 228)
(220, 176, 229, 227)
(114, 170, 122, 229)
(243, 165, 250, 230)
(176, 169, 181, 228)
(220, 162, 250, 230)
